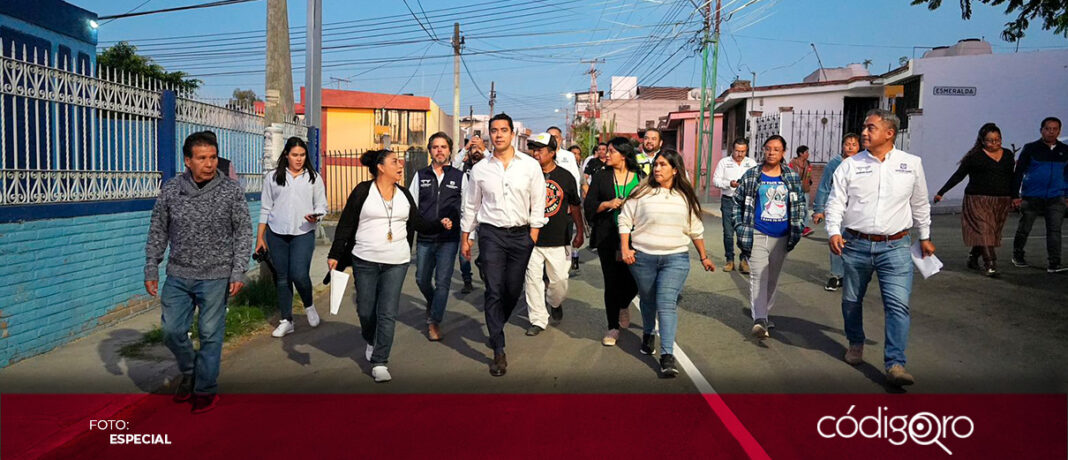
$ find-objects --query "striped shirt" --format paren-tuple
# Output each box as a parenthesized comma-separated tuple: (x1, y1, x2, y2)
(618, 187, 704, 255)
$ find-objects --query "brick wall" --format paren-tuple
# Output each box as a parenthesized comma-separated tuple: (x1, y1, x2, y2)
(0, 200, 261, 367)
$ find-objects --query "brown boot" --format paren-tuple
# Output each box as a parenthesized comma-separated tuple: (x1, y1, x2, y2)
(844, 344, 863, 365)
(886, 364, 915, 386)
(724, 260, 735, 272)
(427, 323, 442, 341)
(739, 258, 751, 274)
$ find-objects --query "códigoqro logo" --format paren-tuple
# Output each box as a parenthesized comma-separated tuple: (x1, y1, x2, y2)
(817, 405, 975, 455)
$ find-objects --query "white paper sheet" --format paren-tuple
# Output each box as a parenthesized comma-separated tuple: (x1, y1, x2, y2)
(329, 269, 350, 315)
(910, 240, 943, 279)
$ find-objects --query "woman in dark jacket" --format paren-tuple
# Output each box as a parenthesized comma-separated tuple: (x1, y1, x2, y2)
(934, 123, 1015, 276)
(327, 149, 451, 383)
(583, 137, 644, 347)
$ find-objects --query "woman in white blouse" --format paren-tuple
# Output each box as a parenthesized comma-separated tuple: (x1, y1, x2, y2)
(256, 137, 327, 339)
(619, 149, 715, 378)
(327, 149, 451, 383)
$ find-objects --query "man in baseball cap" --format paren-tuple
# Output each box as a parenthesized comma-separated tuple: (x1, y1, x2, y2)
(522, 133, 584, 336)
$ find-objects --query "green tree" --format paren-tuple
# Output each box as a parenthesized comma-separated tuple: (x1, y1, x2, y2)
(96, 41, 200, 91)
(910, 0, 1068, 41)
(228, 88, 260, 108)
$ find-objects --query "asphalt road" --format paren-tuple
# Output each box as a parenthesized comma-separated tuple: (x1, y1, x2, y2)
(219, 211, 1068, 395)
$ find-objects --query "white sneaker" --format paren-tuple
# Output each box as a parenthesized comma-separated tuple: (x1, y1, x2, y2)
(305, 305, 321, 327)
(371, 365, 392, 383)
(271, 319, 294, 338)
(365, 344, 374, 362)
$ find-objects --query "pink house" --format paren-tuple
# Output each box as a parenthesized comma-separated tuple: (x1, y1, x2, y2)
(662, 111, 724, 197)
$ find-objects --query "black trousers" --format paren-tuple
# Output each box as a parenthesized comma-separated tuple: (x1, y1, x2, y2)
(597, 236, 638, 330)
(478, 224, 535, 353)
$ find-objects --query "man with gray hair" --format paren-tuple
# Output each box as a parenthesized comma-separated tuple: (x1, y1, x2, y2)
(144, 131, 253, 413)
(825, 109, 935, 387)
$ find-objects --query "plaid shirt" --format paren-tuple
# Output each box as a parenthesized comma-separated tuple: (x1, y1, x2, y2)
(730, 165, 807, 253)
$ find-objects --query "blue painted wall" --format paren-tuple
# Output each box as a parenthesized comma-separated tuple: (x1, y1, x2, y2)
(0, 199, 261, 367)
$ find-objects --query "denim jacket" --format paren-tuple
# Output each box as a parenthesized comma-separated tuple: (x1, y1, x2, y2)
(812, 154, 844, 215)
(730, 165, 807, 253)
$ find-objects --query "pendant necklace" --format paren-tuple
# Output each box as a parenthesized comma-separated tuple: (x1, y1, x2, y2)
(377, 183, 394, 242)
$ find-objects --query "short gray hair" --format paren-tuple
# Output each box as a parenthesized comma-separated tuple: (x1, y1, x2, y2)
(865, 108, 900, 134)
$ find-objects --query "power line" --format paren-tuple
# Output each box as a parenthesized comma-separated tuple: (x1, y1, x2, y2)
(402, 0, 441, 43)
(98, 0, 259, 20)
(99, 0, 155, 26)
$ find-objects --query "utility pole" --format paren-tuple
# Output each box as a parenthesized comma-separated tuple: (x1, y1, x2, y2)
(452, 23, 462, 154)
(580, 59, 604, 155)
(265, 0, 294, 127)
(810, 43, 827, 81)
(305, 0, 322, 130)
(329, 76, 350, 89)
(694, 0, 721, 192)
(488, 81, 496, 119)
(468, 105, 473, 139)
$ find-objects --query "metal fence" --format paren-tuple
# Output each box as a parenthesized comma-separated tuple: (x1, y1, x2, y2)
(322, 146, 408, 215)
(0, 45, 305, 208)
(787, 111, 844, 164)
(1, 43, 161, 205)
(751, 110, 844, 163)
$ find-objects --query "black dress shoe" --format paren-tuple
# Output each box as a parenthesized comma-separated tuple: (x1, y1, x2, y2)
(173, 373, 194, 403)
(490, 353, 507, 377)
(525, 325, 544, 336)
(191, 394, 218, 414)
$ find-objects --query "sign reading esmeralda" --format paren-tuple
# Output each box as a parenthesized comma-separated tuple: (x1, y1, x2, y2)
(933, 86, 977, 96)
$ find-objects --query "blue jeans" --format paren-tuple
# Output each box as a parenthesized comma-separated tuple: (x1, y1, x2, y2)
(720, 198, 744, 261)
(353, 257, 410, 365)
(829, 251, 844, 278)
(628, 251, 691, 355)
(160, 276, 229, 395)
(458, 250, 473, 283)
(841, 233, 913, 369)
(416, 240, 459, 324)
(265, 229, 316, 321)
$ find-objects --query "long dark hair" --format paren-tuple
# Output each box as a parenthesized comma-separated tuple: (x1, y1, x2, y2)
(633, 149, 702, 218)
(274, 137, 316, 186)
(962, 123, 1001, 164)
(607, 136, 641, 174)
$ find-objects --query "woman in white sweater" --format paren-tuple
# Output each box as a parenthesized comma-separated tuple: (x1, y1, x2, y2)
(619, 149, 715, 378)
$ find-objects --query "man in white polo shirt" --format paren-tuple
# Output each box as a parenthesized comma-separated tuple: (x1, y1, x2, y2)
(461, 113, 547, 377)
(825, 108, 935, 387)
(713, 138, 758, 273)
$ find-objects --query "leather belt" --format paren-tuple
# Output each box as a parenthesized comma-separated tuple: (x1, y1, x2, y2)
(846, 228, 909, 242)
(483, 223, 530, 233)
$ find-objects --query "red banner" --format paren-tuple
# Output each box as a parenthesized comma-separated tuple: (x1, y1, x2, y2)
(2, 394, 1064, 459)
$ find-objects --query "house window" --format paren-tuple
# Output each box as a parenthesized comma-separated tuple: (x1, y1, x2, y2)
(374, 109, 427, 147)
(894, 77, 921, 130)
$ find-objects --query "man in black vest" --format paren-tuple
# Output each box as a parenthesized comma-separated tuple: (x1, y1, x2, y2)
(415, 132, 465, 341)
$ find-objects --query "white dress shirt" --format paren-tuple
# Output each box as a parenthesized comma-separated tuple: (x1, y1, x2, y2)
(825, 148, 932, 240)
(461, 150, 548, 232)
(712, 156, 758, 197)
(259, 169, 327, 235)
(353, 184, 412, 264)
(555, 149, 582, 192)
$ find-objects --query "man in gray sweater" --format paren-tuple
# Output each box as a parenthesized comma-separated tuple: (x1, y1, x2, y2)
(144, 131, 253, 414)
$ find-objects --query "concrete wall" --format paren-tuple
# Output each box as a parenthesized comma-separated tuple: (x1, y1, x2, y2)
(0, 200, 261, 367)
(601, 99, 693, 135)
(903, 50, 1068, 208)
(324, 108, 374, 151)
